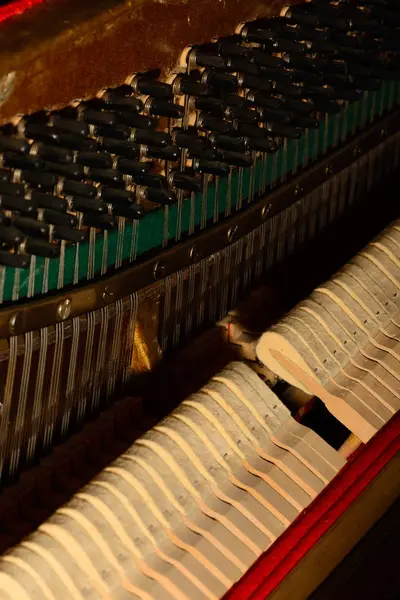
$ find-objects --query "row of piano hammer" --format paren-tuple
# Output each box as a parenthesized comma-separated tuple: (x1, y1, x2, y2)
(0, 221, 398, 599)
(257, 218, 400, 443)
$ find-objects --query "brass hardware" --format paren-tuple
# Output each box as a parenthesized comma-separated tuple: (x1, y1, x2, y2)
(261, 204, 272, 220)
(8, 313, 18, 335)
(0, 108, 398, 338)
(227, 225, 238, 243)
(57, 299, 72, 321)
(153, 261, 165, 280)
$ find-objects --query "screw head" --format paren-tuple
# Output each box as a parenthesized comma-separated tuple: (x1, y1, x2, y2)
(153, 261, 165, 280)
(325, 164, 333, 176)
(227, 225, 238, 243)
(102, 287, 114, 303)
(261, 204, 272, 221)
(189, 245, 197, 261)
(57, 298, 71, 321)
(294, 184, 303, 196)
(8, 313, 18, 335)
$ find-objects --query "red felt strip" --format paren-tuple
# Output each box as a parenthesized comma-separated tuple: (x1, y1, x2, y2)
(0, 0, 48, 24)
(225, 412, 400, 600)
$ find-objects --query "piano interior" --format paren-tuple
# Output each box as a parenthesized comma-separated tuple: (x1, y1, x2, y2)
(0, 0, 398, 598)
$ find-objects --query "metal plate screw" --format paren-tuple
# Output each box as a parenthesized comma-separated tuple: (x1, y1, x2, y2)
(153, 261, 165, 280)
(57, 299, 72, 321)
(261, 204, 272, 220)
(227, 225, 238, 242)
(8, 313, 18, 335)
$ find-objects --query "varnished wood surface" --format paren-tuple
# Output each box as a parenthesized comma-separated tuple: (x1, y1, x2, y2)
(311, 499, 400, 600)
(0, 0, 298, 122)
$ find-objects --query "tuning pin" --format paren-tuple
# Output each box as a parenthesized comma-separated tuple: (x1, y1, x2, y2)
(48, 159, 84, 180)
(232, 121, 267, 138)
(247, 92, 282, 110)
(0, 250, 30, 268)
(139, 172, 169, 188)
(40, 209, 77, 228)
(224, 105, 258, 123)
(58, 180, 97, 198)
(283, 6, 320, 27)
(110, 202, 145, 220)
(197, 114, 233, 134)
(142, 145, 180, 161)
(91, 123, 131, 141)
(271, 81, 303, 98)
(201, 70, 238, 92)
(168, 171, 203, 193)
(226, 57, 260, 77)
(172, 76, 210, 97)
(99, 89, 144, 112)
(79, 107, 118, 127)
(258, 107, 293, 125)
(137, 185, 177, 205)
(49, 117, 90, 137)
(209, 133, 247, 153)
(308, 97, 341, 114)
(204, 35, 244, 55)
(118, 112, 156, 129)
(21, 123, 59, 145)
(131, 74, 173, 98)
(290, 70, 323, 85)
(52, 226, 87, 243)
(187, 47, 227, 70)
(24, 124, 97, 151)
(74, 151, 113, 169)
(217, 150, 253, 168)
(1, 153, 42, 170)
(0, 182, 26, 196)
(240, 22, 277, 44)
(100, 138, 141, 159)
(20, 170, 59, 190)
(351, 76, 381, 91)
(0, 225, 24, 246)
(192, 158, 230, 176)
(0, 194, 34, 214)
(330, 87, 364, 102)
(24, 238, 60, 258)
(130, 129, 171, 147)
(100, 188, 135, 203)
(237, 73, 272, 93)
(71, 196, 107, 214)
(115, 158, 153, 178)
(245, 136, 278, 153)
(13, 217, 50, 238)
(30, 143, 74, 164)
(266, 123, 302, 139)
(0, 136, 30, 154)
(171, 129, 208, 153)
(273, 37, 307, 54)
(83, 214, 116, 230)
(145, 98, 184, 119)
(292, 114, 319, 129)
(282, 97, 315, 115)
(259, 66, 293, 83)
(191, 96, 226, 117)
(250, 51, 284, 69)
(86, 168, 123, 187)
(55, 133, 98, 152)
(29, 191, 68, 212)
(0, 170, 12, 182)
(45, 161, 83, 181)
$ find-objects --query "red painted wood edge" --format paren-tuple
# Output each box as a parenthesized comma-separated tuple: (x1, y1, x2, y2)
(0, 0, 47, 24)
(225, 412, 400, 600)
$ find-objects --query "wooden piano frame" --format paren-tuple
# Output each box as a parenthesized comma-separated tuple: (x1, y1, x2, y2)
(227, 413, 400, 600)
